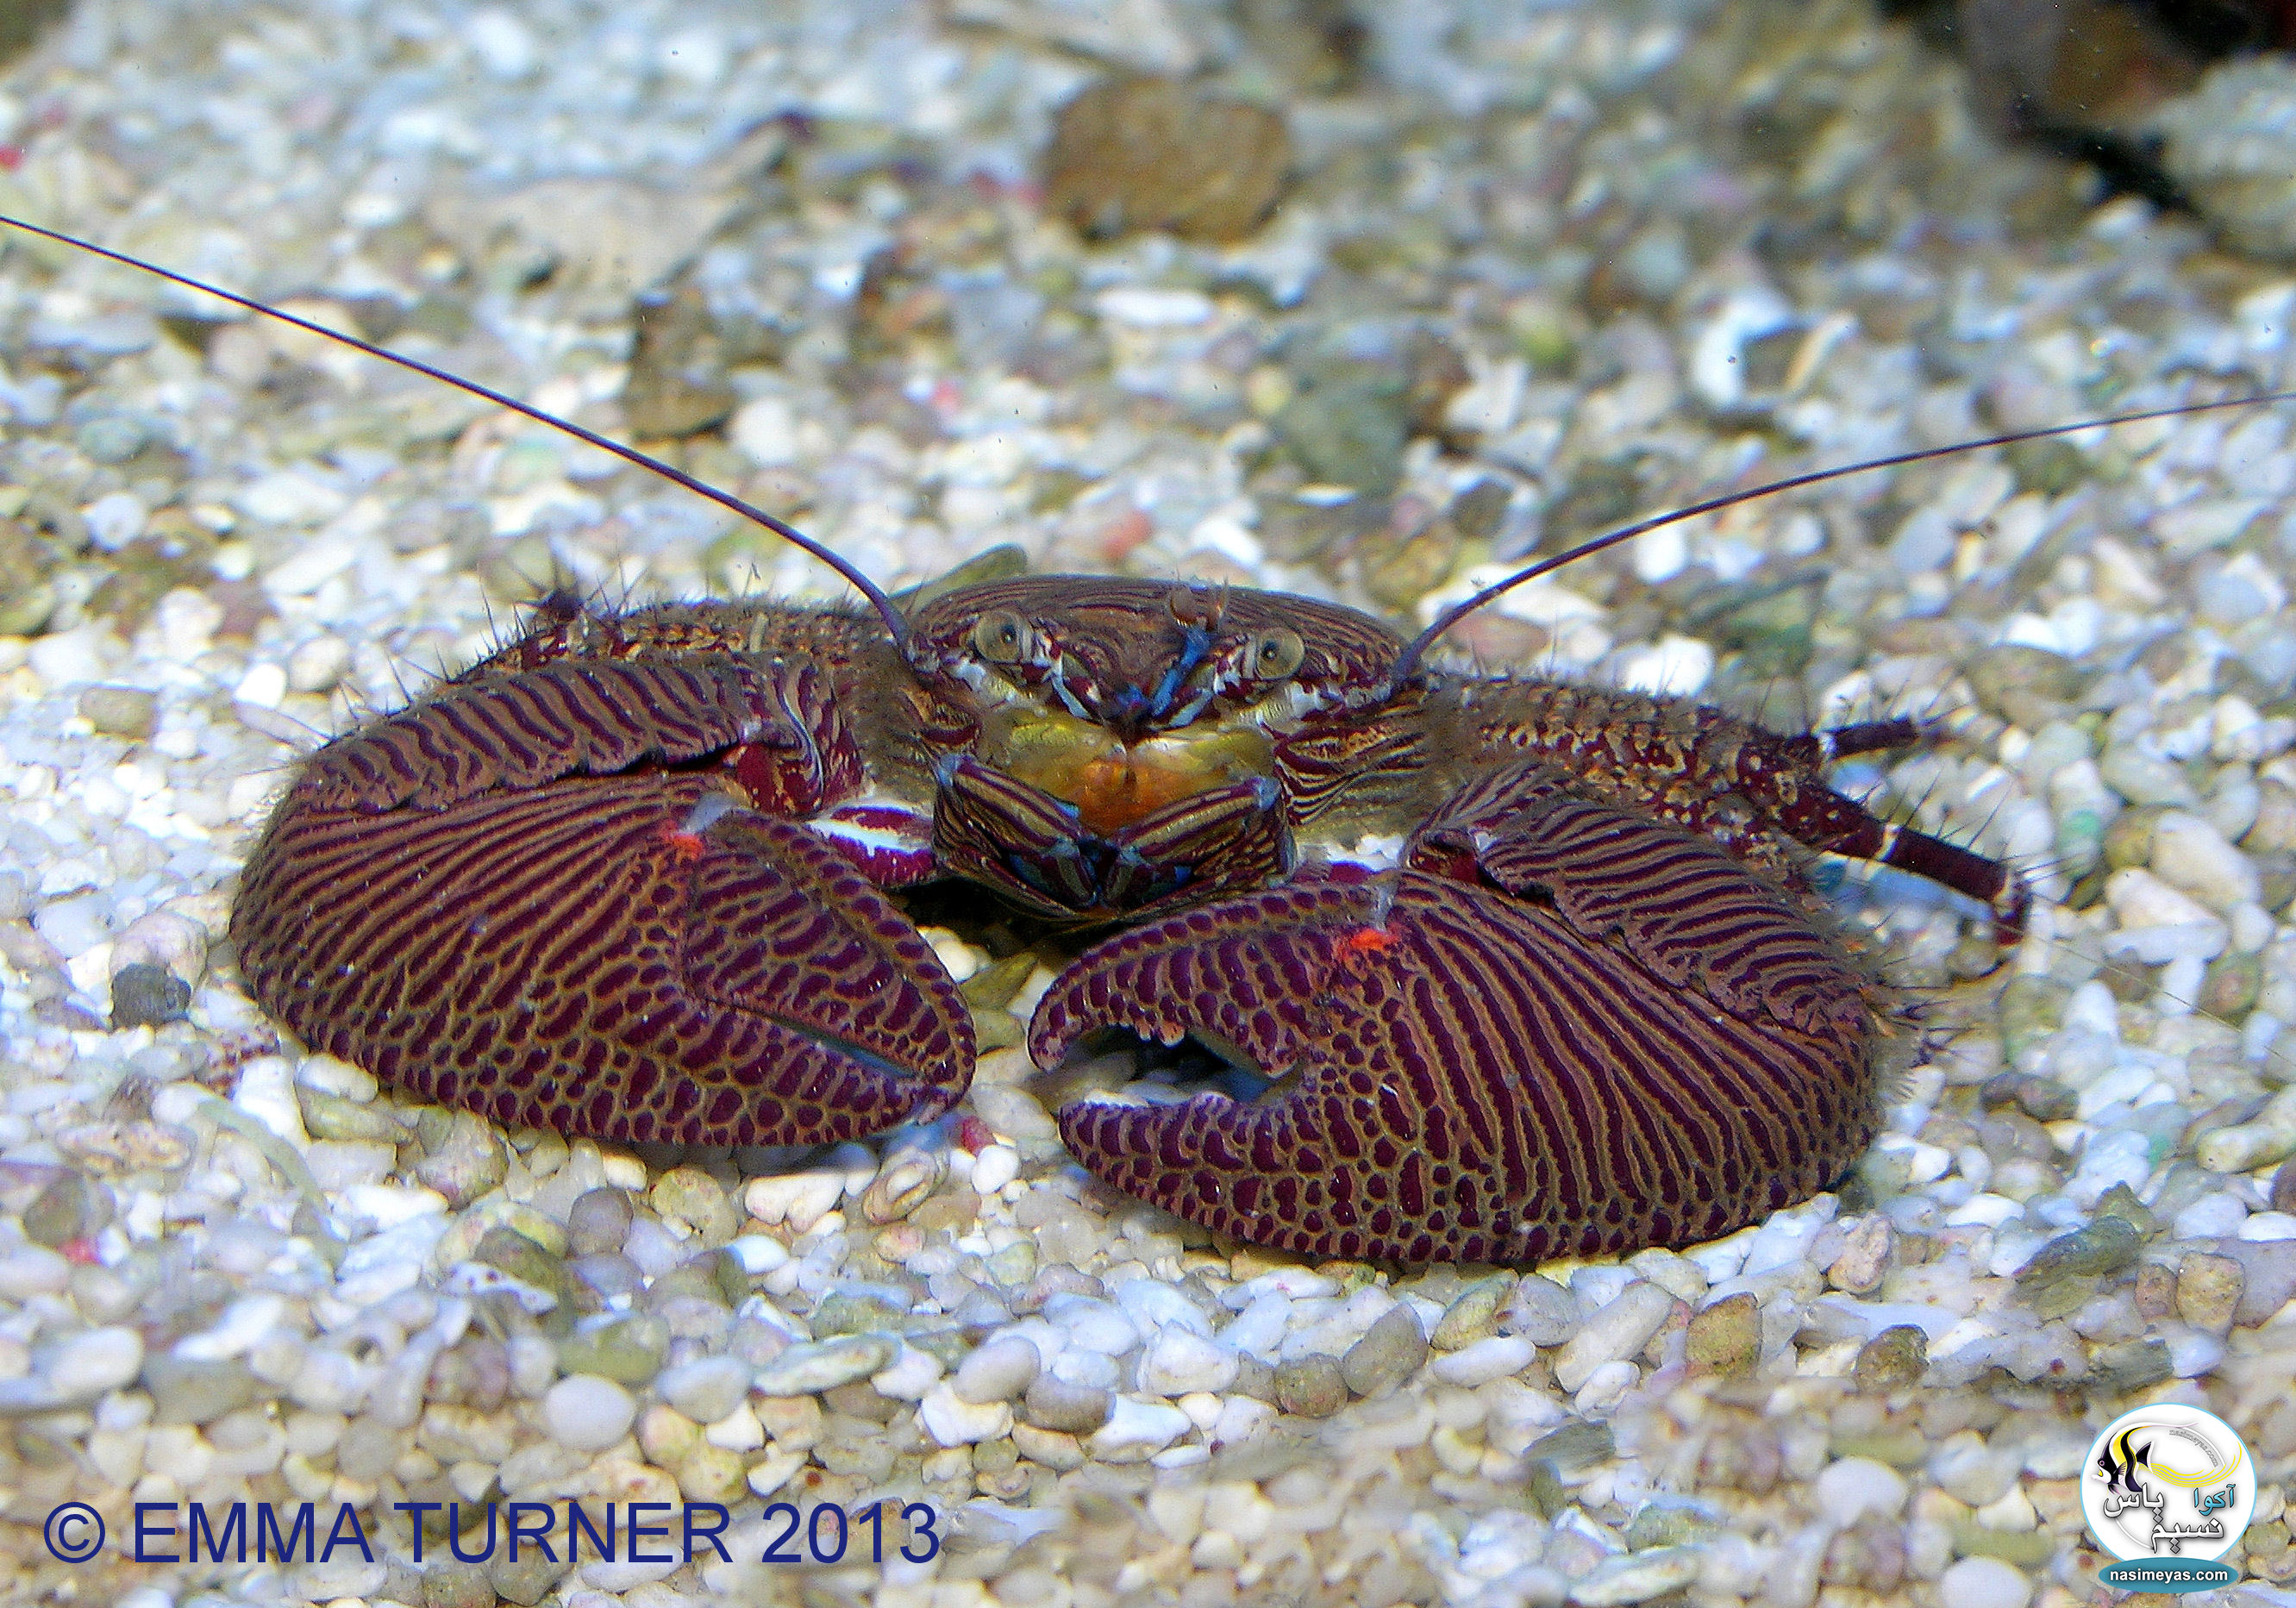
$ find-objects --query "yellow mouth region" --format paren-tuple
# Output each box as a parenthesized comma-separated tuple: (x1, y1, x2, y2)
(983, 708, 1275, 835)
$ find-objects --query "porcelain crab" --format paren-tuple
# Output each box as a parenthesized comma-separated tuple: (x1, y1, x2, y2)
(233, 561, 2024, 1264)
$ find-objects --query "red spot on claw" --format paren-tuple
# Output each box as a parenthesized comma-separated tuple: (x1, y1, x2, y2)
(1338, 925, 1397, 956)
(661, 829, 705, 863)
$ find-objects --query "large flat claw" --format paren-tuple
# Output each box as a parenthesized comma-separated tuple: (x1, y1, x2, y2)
(1035, 860, 1877, 1264)
(235, 774, 971, 1146)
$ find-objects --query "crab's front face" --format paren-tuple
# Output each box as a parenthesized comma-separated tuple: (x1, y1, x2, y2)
(904, 574, 1403, 834)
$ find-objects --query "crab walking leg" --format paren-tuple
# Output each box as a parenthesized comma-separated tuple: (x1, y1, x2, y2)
(233, 653, 973, 1146)
(1038, 763, 1880, 1265)
(1453, 685, 2030, 941)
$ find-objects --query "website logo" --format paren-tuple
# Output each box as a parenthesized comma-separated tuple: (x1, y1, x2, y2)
(2082, 1403, 2253, 1594)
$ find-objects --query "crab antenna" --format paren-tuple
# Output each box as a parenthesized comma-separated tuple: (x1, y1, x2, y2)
(1387, 389, 2296, 688)
(0, 213, 914, 651)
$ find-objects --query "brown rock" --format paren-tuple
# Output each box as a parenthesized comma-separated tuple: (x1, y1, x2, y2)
(1827, 1216, 1894, 1294)
(2176, 1250, 2245, 1335)
(1851, 1325, 1929, 1392)
(2133, 1260, 2180, 1319)
(1273, 1353, 1348, 1417)
(1686, 1292, 1761, 1378)
(1044, 78, 1291, 244)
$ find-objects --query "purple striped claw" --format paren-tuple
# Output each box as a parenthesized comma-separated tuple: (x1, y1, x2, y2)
(233, 656, 971, 1147)
(1037, 765, 1882, 1265)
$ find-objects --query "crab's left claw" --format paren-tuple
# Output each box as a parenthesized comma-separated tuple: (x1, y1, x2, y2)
(1036, 766, 1881, 1265)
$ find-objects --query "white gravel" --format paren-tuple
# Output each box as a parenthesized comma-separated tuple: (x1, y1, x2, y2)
(4, 0, 2296, 1604)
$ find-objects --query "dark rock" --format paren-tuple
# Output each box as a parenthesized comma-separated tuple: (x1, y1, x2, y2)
(2016, 1216, 2140, 1314)
(144, 1352, 259, 1424)
(1273, 374, 1409, 494)
(110, 963, 191, 1030)
(1023, 1373, 1112, 1433)
(1851, 1325, 1929, 1392)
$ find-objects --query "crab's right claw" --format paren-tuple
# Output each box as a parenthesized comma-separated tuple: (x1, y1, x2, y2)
(233, 657, 972, 1147)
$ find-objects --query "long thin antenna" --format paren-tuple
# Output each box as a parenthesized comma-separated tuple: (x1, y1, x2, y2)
(0, 212, 914, 651)
(1389, 390, 2296, 687)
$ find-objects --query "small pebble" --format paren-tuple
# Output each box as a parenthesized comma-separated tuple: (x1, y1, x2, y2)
(969, 1142, 1019, 1196)
(918, 1380, 1012, 1446)
(1930, 1432, 2018, 1508)
(1504, 1274, 1581, 1345)
(1814, 1456, 1910, 1525)
(753, 1335, 898, 1397)
(23, 1170, 111, 1247)
(566, 1187, 634, 1256)
(1936, 1556, 2030, 1608)
(1088, 1395, 1192, 1458)
(2176, 1250, 2245, 1334)
(1554, 1283, 1673, 1392)
(1852, 1326, 1929, 1392)
(1826, 1216, 1893, 1293)
(869, 1344, 942, 1401)
(110, 962, 191, 1029)
(411, 1111, 507, 1208)
(49, 1326, 144, 1400)
(0, 1242, 70, 1299)
(554, 1314, 667, 1386)
(543, 1375, 638, 1452)
(1139, 1327, 1239, 1397)
(1567, 1544, 1702, 1606)
(650, 1167, 737, 1246)
(1274, 1354, 1348, 1417)
(1431, 1274, 1513, 1349)
(1023, 1373, 1112, 1433)
(2152, 810, 2263, 910)
(77, 684, 157, 738)
(145, 1354, 260, 1424)
(954, 1336, 1041, 1405)
(1340, 1305, 1427, 1396)
(1686, 1292, 1761, 1378)
(1430, 1334, 1536, 1387)
(656, 1355, 751, 1424)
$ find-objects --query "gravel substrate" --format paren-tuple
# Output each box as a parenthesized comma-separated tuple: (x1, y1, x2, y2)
(5, 2, 2296, 1606)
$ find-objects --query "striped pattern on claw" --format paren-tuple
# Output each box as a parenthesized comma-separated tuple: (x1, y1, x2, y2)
(1037, 796, 1883, 1264)
(297, 657, 788, 811)
(233, 669, 970, 1147)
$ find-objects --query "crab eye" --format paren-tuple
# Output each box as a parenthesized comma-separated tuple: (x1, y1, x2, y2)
(971, 610, 1035, 664)
(1246, 629, 1305, 680)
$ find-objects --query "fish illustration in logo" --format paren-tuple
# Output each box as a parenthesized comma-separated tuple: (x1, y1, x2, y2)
(2096, 1426, 2152, 1501)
